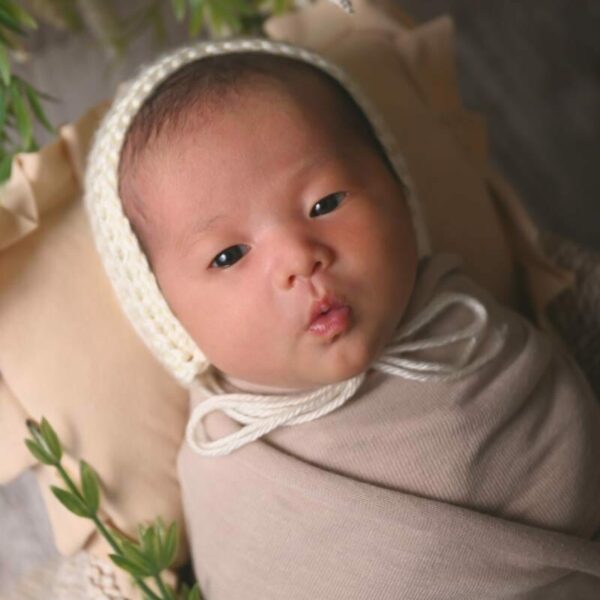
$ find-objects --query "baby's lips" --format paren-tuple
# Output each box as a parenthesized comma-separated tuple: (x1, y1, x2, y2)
(308, 305, 352, 337)
(307, 293, 349, 329)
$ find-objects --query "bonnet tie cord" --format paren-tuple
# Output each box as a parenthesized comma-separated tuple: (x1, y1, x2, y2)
(186, 291, 508, 457)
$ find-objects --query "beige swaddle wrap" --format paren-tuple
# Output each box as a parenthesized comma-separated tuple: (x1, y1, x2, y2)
(178, 252, 600, 599)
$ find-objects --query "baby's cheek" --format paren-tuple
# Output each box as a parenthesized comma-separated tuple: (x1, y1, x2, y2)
(367, 227, 415, 319)
(202, 312, 264, 368)
(334, 335, 380, 380)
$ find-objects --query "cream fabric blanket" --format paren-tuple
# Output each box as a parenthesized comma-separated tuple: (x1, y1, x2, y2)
(178, 252, 600, 599)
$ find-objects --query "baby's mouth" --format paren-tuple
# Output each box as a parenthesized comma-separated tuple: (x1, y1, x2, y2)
(307, 295, 352, 337)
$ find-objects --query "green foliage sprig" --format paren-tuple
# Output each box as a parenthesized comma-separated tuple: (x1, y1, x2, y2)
(0, 0, 54, 182)
(0, 0, 298, 186)
(171, 0, 296, 37)
(25, 417, 201, 600)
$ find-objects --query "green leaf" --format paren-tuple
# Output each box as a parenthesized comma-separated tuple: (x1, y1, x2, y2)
(51, 486, 92, 518)
(0, 28, 15, 49)
(228, 0, 254, 18)
(79, 460, 100, 513)
(208, 0, 247, 35)
(188, 0, 204, 37)
(205, 1, 225, 34)
(0, 153, 12, 183)
(273, 0, 294, 14)
(40, 417, 62, 461)
(156, 582, 177, 600)
(109, 553, 147, 579)
(25, 438, 55, 465)
(0, 7, 27, 35)
(10, 84, 32, 150)
(25, 419, 43, 444)
(107, 526, 133, 551)
(24, 84, 54, 133)
(152, 530, 163, 570)
(0, 44, 10, 86)
(2, 2, 37, 31)
(141, 524, 158, 562)
(161, 522, 179, 568)
(0, 88, 7, 130)
(171, 0, 186, 21)
(187, 584, 201, 600)
(120, 539, 157, 576)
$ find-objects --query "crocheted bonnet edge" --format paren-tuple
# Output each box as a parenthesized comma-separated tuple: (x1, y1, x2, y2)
(83, 37, 431, 388)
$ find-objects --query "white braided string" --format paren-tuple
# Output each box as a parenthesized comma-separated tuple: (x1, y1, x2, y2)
(186, 291, 508, 457)
(84, 37, 431, 389)
(187, 373, 366, 457)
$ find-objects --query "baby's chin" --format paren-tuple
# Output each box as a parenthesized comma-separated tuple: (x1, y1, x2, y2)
(303, 322, 391, 385)
(210, 313, 399, 392)
(219, 343, 380, 393)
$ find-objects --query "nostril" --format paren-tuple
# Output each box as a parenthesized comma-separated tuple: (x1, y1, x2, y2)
(282, 255, 328, 289)
(312, 260, 323, 275)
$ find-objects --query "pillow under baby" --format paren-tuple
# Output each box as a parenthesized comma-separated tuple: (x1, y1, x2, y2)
(0, 107, 190, 597)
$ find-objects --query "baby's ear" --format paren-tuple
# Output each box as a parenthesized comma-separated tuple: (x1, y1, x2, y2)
(0, 102, 190, 597)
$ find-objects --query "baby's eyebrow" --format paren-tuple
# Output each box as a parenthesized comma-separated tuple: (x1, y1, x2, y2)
(192, 213, 226, 234)
(177, 212, 226, 252)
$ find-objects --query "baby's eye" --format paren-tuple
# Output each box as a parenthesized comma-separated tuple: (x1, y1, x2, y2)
(309, 191, 347, 218)
(210, 244, 250, 269)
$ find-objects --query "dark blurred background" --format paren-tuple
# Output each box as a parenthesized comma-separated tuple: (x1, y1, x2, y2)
(401, 0, 600, 250)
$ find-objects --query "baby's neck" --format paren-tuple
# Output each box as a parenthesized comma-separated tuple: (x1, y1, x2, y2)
(216, 369, 375, 396)
(218, 371, 315, 395)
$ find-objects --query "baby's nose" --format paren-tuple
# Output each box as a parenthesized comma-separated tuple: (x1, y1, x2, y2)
(273, 230, 334, 290)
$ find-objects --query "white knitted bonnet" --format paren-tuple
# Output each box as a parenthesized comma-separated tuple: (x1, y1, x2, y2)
(84, 37, 432, 389)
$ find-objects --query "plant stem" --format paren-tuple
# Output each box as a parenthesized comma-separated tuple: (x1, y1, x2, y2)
(154, 574, 172, 599)
(92, 514, 122, 555)
(56, 462, 84, 497)
(55, 463, 163, 600)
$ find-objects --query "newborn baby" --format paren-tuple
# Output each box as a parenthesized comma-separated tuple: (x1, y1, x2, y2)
(85, 39, 600, 599)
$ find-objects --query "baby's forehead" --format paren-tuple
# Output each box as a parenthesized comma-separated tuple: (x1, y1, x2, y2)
(124, 54, 375, 169)
(125, 77, 377, 216)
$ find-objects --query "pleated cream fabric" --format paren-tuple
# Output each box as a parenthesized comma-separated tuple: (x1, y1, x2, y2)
(178, 253, 600, 599)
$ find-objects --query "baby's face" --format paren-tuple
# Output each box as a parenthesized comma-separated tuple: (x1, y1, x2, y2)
(131, 75, 418, 389)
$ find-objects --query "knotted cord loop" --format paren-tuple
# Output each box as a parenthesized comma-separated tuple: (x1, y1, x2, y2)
(374, 292, 507, 381)
(186, 291, 507, 457)
(186, 374, 366, 457)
